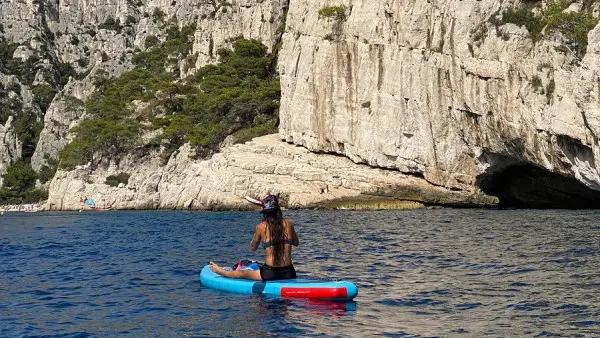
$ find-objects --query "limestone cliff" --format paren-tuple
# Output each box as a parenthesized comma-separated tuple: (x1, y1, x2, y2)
(0, 116, 20, 187)
(4, 0, 600, 209)
(279, 0, 600, 207)
(0, 73, 39, 181)
(27, 0, 288, 171)
(46, 133, 496, 210)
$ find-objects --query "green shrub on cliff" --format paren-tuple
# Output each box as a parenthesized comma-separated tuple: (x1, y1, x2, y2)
(1, 161, 37, 193)
(544, 1, 598, 58)
(0, 39, 38, 85)
(38, 157, 58, 184)
(85, 68, 174, 119)
(100, 16, 122, 32)
(232, 118, 278, 145)
(0, 161, 47, 204)
(145, 35, 160, 49)
(199, 0, 233, 17)
(0, 40, 19, 70)
(58, 22, 280, 169)
(497, 4, 545, 42)
(132, 22, 195, 74)
(105, 172, 130, 187)
(0, 95, 22, 126)
(152, 8, 166, 24)
(166, 39, 280, 154)
(13, 108, 44, 160)
(0, 81, 44, 161)
(318, 5, 347, 21)
(493, 0, 598, 59)
(32, 83, 58, 113)
(59, 119, 141, 170)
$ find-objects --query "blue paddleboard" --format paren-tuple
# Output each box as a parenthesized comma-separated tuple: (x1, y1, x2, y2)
(200, 265, 358, 301)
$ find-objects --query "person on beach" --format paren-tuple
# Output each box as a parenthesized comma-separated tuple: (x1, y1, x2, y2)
(209, 194, 299, 281)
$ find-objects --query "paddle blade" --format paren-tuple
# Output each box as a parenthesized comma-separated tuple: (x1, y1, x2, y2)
(245, 196, 263, 206)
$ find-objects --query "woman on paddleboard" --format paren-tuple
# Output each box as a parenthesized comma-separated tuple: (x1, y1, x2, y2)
(209, 194, 299, 281)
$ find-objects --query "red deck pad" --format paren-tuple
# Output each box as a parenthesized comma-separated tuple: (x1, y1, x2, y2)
(280, 287, 348, 299)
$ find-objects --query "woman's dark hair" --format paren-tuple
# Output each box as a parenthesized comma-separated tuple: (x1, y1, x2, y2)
(263, 206, 285, 265)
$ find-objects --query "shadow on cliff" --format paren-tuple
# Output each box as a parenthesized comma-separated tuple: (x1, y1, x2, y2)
(477, 164, 600, 209)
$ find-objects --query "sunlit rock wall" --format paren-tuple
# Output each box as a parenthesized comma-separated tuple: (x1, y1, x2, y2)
(24, 0, 289, 171)
(278, 0, 600, 194)
(45, 134, 496, 210)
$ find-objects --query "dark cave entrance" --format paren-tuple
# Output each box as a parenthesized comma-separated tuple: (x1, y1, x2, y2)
(477, 164, 600, 209)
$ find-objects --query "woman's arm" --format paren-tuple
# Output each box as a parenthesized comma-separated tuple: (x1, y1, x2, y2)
(288, 220, 300, 247)
(249, 222, 264, 252)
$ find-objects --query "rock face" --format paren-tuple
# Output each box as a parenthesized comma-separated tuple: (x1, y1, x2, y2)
(0, 73, 40, 181)
(193, 0, 289, 67)
(278, 0, 600, 207)
(0, 117, 20, 187)
(28, 0, 289, 171)
(45, 134, 497, 210)
(0, 76, 20, 183)
(30, 61, 129, 172)
(6, 0, 600, 209)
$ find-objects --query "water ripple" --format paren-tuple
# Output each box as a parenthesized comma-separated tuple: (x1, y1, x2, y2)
(1, 209, 600, 336)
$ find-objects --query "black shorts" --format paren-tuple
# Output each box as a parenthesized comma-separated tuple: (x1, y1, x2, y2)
(259, 264, 297, 281)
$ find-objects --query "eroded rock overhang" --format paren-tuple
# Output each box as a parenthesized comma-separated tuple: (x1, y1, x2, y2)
(278, 0, 600, 208)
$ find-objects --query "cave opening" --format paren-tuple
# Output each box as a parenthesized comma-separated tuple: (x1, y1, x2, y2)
(477, 164, 600, 209)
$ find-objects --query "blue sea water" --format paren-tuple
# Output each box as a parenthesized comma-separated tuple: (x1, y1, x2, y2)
(1, 209, 600, 337)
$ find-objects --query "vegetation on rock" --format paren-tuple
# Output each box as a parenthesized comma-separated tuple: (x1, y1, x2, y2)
(13, 108, 44, 160)
(105, 172, 130, 187)
(32, 83, 58, 113)
(38, 157, 58, 184)
(0, 39, 38, 85)
(0, 32, 77, 167)
(0, 161, 48, 204)
(99, 16, 123, 32)
(152, 8, 167, 24)
(489, 0, 599, 59)
(318, 5, 347, 22)
(58, 22, 279, 170)
(200, 0, 233, 17)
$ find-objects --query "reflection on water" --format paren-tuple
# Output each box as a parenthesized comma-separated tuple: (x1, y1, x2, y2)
(1, 209, 600, 336)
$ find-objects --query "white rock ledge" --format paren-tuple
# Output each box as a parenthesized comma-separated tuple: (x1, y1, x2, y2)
(44, 134, 497, 211)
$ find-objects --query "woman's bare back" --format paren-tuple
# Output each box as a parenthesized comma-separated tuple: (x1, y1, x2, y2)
(260, 218, 299, 267)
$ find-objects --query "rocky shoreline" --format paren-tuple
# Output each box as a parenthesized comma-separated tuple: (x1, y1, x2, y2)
(3, 196, 490, 213)
(1, 203, 43, 213)
(42, 134, 499, 212)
